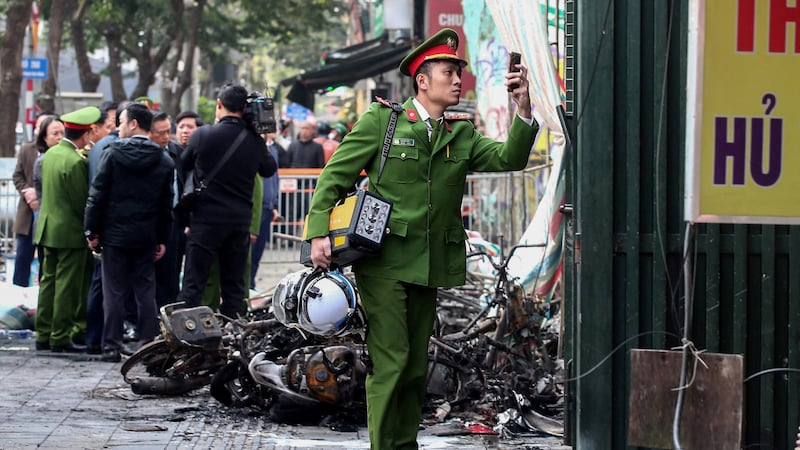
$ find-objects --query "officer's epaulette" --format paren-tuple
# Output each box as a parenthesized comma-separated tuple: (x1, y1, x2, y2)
(444, 112, 472, 121)
(374, 96, 404, 113)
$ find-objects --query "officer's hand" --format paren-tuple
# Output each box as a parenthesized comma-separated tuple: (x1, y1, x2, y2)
(154, 244, 166, 261)
(506, 63, 532, 120)
(310, 236, 332, 269)
(86, 236, 100, 251)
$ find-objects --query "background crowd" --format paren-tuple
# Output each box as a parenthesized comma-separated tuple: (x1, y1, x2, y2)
(11, 92, 347, 362)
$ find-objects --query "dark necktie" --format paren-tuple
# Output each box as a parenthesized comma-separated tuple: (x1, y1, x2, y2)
(429, 118, 440, 143)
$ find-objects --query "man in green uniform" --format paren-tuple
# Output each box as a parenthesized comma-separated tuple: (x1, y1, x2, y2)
(306, 29, 540, 449)
(35, 106, 99, 353)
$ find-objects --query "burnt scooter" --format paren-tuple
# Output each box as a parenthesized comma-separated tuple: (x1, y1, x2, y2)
(121, 302, 227, 395)
(210, 268, 370, 414)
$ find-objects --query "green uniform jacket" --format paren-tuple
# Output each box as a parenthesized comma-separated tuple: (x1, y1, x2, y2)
(306, 98, 539, 287)
(35, 139, 90, 249)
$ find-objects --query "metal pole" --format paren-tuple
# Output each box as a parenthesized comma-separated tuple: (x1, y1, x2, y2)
(24, 2, 41, 141)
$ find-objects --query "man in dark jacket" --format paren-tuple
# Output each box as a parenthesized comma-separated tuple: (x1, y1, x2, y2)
(287, 120, 324, 168)
(177, 84, 277, 319)
(84, 103, 174, 362)
(150, 111, 186, 308)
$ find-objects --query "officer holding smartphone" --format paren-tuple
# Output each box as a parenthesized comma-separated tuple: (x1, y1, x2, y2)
(307, 29, 540, 449)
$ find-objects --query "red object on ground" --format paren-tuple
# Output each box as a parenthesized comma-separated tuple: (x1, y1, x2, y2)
(465, 423, 498, 435)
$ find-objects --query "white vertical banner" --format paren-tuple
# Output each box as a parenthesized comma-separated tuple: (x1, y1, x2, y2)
(485, 0, 563, 133)
(482, 0, 567, 301)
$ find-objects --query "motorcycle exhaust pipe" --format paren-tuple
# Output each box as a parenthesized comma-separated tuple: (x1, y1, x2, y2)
(248, 352, 320, 405)
(130, 375, 211, 395)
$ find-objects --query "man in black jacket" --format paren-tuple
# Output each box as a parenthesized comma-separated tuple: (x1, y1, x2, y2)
(150, 111, 186, 308)
(84, 103, 174, 362)
(177, 84, 277, 319)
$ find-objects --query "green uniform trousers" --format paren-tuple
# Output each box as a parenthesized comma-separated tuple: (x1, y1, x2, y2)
(36, 246, 92, 346)
(355, 272, 437, 450)
(201, 248, 253, 313)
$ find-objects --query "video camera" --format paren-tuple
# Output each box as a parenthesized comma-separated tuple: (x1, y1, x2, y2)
(246, 90, 277, 135)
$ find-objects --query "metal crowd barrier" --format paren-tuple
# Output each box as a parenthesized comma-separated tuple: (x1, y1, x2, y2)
(0, 178, 17, 254)
(260, 168, 547, 264)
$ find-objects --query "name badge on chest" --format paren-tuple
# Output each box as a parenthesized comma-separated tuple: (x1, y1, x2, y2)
(392, 138, 415, 147)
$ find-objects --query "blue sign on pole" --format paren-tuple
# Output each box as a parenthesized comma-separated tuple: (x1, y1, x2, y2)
(22, 57, 48, 79)
(286, 103, 311, 122)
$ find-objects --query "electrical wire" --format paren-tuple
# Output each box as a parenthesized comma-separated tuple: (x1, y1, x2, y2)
(559, 330, 681, 384)
(673, 221, 695, 450)
(743, 368, 800, 383)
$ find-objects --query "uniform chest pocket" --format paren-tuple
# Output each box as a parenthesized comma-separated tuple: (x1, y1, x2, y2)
(443, 153, 469, 186)
(385, 146, 419, 183)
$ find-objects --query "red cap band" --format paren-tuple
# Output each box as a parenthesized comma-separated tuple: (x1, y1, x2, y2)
(408, 44, 460, 78)
(64, 122, 92, 131)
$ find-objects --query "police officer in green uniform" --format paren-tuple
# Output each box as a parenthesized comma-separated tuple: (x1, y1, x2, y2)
(307, 29, 540, 449)
(35, 106, 99, 353)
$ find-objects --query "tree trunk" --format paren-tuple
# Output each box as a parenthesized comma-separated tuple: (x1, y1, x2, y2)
(71, 0, 100, 92)
(37, 0, 66, 112)
(160, 48, 184, 117)
(130, 59, 156, 101)
(104, 29, 126, 101)
(0, 0, 33, 157)
(160, 0, 188, 116)
(126, 0, 183, 103)
(166, 0, 205, 116)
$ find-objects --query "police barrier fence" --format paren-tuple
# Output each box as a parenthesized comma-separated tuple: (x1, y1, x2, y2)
(260, 168, 546, 264)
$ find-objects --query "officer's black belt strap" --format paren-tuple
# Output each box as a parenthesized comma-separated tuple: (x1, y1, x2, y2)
(376, 102, 404, 185)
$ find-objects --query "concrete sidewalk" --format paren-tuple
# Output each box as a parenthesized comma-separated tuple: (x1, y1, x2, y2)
(0, 337, 568, 450)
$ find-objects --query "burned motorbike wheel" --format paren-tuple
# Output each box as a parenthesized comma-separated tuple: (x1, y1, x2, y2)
(121, 339, 215, 395)
(121, 339, 173, 381)
(210, 361, 270, 410)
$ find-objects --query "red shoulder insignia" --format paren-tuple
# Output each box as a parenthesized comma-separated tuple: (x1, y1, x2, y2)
(406, 109, 418, 122)
(375, 96, 404, 115)
(374, 96, 394, 109)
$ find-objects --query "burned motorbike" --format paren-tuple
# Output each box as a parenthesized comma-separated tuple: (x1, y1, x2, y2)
(122, 256, 563, 434)
(210, 268, 370, 418)
(429, 243, 564, 435)
(121, 302, 228, 395)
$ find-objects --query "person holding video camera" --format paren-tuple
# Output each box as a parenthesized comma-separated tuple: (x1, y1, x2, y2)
(177, 84, 277, 319)
(307, 29, 540, 449)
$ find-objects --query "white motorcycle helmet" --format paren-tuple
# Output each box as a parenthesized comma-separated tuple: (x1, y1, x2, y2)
(272, 268, 366, 338)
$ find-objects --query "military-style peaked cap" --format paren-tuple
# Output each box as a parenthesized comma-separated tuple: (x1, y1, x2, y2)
(399, 28, 468, 77)
(61, 106, 101, 131)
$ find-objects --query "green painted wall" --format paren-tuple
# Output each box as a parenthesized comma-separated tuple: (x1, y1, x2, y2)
(564, 1, 800, 448)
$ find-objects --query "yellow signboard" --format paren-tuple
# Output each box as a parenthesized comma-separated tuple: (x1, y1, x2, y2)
(685, 0, 800, 223)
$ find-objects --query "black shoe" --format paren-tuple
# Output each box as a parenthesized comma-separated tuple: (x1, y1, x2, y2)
(51, 343, 86, 353)
(120, 342, 139, 356)
(100, 349, 121, 363)
(35, 341, 50, 351)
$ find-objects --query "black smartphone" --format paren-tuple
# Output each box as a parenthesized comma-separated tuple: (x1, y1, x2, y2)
(508, 52, 521, 91)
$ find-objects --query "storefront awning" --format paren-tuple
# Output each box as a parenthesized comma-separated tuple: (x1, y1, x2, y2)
(281, 35, 411, 111)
